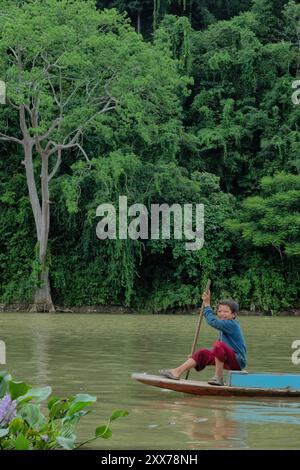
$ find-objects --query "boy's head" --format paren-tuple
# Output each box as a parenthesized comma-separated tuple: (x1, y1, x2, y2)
(217, 299, 239, 320)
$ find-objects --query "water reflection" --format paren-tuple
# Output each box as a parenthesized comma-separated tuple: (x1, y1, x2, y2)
(133, 396, 249, 449)
(33, 331, 50, 384)
(181, 407, 248, 449)
(231, 400, 300, 425)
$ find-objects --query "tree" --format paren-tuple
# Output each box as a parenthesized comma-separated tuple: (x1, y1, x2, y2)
(251, 0, 279, 41)
(182, 7, 299, 193)
(1, 0, 299, 313)
(96, 0, 154, 36)
(283, 1, 300, 71)
(224, 172, 300, 312)
(0, 1, 127, 310)
(0, 0, 190, 311)
(154, 14, 194, 73)
(227, 172, 300, 259)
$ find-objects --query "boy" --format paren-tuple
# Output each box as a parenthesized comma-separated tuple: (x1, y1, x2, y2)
(159, 290, 247, 386)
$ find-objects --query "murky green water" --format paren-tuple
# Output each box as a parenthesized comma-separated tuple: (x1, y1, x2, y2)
(1, 313, 300, 450)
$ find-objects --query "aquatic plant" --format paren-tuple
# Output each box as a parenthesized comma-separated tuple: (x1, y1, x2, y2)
(0, 372, 128, 450)
(0, 394, 17, 426)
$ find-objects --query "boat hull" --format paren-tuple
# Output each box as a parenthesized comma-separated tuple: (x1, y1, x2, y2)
(131, 373, 300, 397)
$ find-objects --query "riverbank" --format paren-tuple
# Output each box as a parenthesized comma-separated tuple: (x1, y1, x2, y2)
(1, 303, 300, 316)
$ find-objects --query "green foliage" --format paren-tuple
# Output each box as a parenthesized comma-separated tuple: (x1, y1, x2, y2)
(187, 7, 299, 193)
(227, 173, 300, 257)
(0, 160, 36, 302)
(225, 173, 300, 312)
(154, 14, 194, 73)
(0, 0, 299, 313)
(0, 372, 128, 450)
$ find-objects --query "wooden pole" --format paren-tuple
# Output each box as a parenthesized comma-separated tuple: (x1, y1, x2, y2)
(185, 279, 211, 380)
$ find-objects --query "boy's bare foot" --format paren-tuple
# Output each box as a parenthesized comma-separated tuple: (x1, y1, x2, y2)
(159, 369, 181, 380)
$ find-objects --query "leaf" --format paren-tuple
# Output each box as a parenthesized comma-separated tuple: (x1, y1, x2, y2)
(72, 394, 97, 404)
(67, 394, 97, 417)
(67, 402, 92, 417)
(49, 400, 69, 420)
(19, 404, 46, 429)
(15, 433, 30, 450)
(0, 372, 11, 398)
(0, 428, 9, 438)
(109, 409, 128, 422)
(68, 403, 94, 417)
(47, 396, 61, 410)
(9, 381, 31, 400)
(56, 435, 76, 450)
(95, 425, 112, 439)
(17, 386, 52, 404)
(9, 417, 24, 434)
(0, 372, 11, 381)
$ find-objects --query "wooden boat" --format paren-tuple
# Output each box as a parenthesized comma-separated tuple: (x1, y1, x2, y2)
(132, 371, 300, 397)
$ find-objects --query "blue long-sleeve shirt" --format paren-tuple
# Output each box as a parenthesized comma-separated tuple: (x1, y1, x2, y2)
(204, 306, 247, 369)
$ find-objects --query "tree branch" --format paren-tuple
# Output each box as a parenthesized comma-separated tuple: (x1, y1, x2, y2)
(9, 47, 19, 62)
(46, 71, 60, 108)
(6, 97, 20, 110)
(48, 148, 62, 182)
(75, 141, 91, 168)
(45, 126, 82, 157)
(38, 117, 62, 142)
(0, 132, 22, 144)
(62, 81, 84, 109)
(19, 104, 30, 137)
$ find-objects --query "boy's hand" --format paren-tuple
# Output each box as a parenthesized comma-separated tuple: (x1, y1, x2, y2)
(202, 290, 211, 307)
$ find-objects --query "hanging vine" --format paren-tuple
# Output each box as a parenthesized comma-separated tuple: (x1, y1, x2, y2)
(153, 0, 192, 31)
(153, 0, 161, 31)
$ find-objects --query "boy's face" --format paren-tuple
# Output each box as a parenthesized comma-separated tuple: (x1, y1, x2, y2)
(217, 304, 235, 320)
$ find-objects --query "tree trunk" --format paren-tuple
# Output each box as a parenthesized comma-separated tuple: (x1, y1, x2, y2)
(31, 266, 55, 313)
(24, 141, 55, 312)
(225, 0, 231, 18)
(23, 140, 41, 240)
(137, 11, 141, 34)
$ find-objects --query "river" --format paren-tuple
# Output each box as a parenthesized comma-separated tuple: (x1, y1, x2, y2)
(1, 313, 300, 450)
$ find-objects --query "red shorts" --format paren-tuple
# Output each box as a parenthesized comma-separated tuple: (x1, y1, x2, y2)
(192, 341, 241, 371)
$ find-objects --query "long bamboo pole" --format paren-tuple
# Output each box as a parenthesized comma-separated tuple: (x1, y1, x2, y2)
(185, 279, 211, 380)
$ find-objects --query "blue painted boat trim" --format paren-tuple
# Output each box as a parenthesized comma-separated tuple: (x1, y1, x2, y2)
(226, 371, 300, 390)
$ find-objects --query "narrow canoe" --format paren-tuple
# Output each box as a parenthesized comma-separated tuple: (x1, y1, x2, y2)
(131, 373, 300, 397)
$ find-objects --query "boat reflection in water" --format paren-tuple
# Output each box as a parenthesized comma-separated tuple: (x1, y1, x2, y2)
(181, 407, 249, 450)
(137, 396, 249, 450)
(230, 400, 300, 425)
